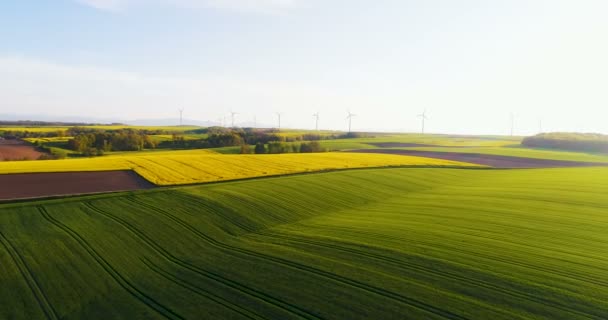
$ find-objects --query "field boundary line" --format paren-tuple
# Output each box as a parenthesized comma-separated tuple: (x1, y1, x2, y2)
(0, 166, 498, 205)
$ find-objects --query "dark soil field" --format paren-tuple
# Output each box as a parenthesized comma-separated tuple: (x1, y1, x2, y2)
(0, 170, 154, 201)
(0, 140, 44, 161)
(351, 149, 608, 168)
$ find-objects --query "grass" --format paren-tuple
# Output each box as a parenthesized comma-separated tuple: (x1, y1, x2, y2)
(306, 134, 521, 152)
(0, 167, 606, 319)
(393, 146, 608, 163)
(0, 151, 478, 185)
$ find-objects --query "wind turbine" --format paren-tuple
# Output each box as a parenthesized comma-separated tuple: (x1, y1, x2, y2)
(313, 112, 320, 131)
(417, 110, 429, 134)
(510, 113, 515, 136)
(276, 112, 283, 129)
(230, 111, 238, 128)
(346, 111, 356, 133)
(539, 118, 543, 133)
(178, 108, 184, 126)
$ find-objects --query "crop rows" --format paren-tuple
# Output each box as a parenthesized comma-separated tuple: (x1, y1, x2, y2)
(0, 167, 607, 319)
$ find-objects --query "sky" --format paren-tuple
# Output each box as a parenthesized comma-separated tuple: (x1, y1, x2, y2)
(1, 0, 607, 135)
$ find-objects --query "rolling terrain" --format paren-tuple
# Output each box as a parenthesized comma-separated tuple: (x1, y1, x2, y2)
(371, 145, 608, 163)
(0, 167, 606, 319)
(0, 151, 478, 186)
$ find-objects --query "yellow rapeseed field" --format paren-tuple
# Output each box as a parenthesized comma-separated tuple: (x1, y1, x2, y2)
(0, 151, 480, 185)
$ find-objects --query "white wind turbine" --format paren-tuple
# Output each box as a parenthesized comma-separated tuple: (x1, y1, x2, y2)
(313, 112, 320, 131)
(417, 109, 429, 134)
(346, 111, 356, 133)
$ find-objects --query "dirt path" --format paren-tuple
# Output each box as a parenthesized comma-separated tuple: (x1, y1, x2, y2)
(0, 170, 154, 201)
(350, 149, 608, 168)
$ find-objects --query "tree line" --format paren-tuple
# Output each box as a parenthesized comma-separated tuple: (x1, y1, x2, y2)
(243, 141, 325, 154)
(522, 133, 608, 153)
(1, 125, 363, 156)
(67, 129, 157, 156)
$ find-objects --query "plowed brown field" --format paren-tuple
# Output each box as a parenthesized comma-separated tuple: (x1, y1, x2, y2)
(0, 140, 44, 161)
(0, 170, 154, 201)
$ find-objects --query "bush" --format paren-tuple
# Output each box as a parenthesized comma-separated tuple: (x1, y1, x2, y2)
(254, 143, 266, 154)
(268, 142, 294, 154)
(240, 144, 252, 154)
(300, 141, 324, 153)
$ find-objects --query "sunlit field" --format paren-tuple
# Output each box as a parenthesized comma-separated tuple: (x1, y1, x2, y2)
(1, 167, 606, 319)
(0, 151, 479, 185)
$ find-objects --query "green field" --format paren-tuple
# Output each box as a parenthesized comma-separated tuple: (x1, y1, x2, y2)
(393, 146, 608, 163)
(305, 133, 608, 164)
(1, 167, 606, 319)
(314, 134, 518, 151)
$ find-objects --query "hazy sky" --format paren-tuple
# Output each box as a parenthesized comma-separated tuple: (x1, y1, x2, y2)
(1, 1, 607, 134)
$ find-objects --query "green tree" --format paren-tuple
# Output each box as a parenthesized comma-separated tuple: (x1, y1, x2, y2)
(240, 144, 252, 154)
(254, 143, 266, 154)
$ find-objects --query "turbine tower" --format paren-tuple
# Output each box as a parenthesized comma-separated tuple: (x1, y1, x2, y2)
(313, 112, 320, 131)
(417, 110, 429, 134)
(230, 111, 238, 128)
(510, 113, 515, 136)
(539, 118, 543, 133)
(178, 108, 184, 126)
(346, 111, 356, 133)
(276, 112, 283, 129)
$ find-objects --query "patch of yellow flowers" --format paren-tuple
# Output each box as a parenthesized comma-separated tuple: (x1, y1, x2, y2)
(0, 150, 480, 185)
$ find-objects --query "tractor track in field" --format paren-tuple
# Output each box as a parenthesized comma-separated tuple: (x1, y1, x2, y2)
(253, 231, 601, 320)
(37, 206, 184, 320)
(308, 224, 608, 290)
(140, 257, 268, 320)
(83, 201, 321, 320)
(0, 232, 58, 320)
(169, 188, 608, 298)
(125, 196, 470, 320)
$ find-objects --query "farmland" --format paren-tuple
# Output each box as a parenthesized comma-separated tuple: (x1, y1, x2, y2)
(373, 145, 608, 163)
(0, 167, 606, 319)
(0, 151, 479, 186)
(0, 139, 44, 161)
(1, 126, 606, 319)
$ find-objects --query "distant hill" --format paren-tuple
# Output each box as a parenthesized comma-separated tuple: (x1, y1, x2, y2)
(125, 118, 217, 127)
(0, 120, 122, 127)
